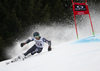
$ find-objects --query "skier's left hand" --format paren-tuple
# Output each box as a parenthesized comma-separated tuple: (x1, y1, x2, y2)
(21, 43, 25, 47)
(48, 46, 52, 51)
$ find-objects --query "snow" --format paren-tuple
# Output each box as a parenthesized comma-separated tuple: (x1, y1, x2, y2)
(0, 34, 100, 71)
(0, 2, 100, 71)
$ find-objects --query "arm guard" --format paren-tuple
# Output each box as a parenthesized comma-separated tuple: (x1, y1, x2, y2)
(43, 38, 51, 46)
(48, 41, 51, 47)
(25, 39, 33, 44)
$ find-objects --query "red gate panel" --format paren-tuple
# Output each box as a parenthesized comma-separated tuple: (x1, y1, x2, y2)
(72, 3, 89, 15)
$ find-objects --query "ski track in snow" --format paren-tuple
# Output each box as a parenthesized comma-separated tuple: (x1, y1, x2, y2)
(0, 34, 100, 71)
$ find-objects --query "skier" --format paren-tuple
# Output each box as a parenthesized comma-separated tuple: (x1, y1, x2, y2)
(20, 32, 52, 59)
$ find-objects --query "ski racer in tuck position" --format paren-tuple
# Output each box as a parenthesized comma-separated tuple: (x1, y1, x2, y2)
(20, 32, 52, 59)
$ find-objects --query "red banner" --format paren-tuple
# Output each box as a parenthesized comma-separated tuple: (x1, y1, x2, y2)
(72, 3, 89, 15)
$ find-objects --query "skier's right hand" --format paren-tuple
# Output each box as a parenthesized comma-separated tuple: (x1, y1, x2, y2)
(21, 43, 25, 47)
(48, 46, 52, 51)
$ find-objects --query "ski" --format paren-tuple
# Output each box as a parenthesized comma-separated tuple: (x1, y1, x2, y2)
(5, 54, 32, 65)
(5, 49, 53, 65)
(6, 56, 21, 65)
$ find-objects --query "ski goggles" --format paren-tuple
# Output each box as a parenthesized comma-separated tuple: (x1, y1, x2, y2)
(34, 35, 39, 38)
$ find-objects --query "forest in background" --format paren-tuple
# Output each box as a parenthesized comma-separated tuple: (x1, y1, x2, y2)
(0, 0, 99, 61)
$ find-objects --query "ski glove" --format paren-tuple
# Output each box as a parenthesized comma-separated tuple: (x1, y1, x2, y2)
(48, 46, 52, 51)
(21, 43, 25, 47)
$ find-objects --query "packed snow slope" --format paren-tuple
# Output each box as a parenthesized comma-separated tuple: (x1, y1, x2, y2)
(0, 34, 100, 71)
